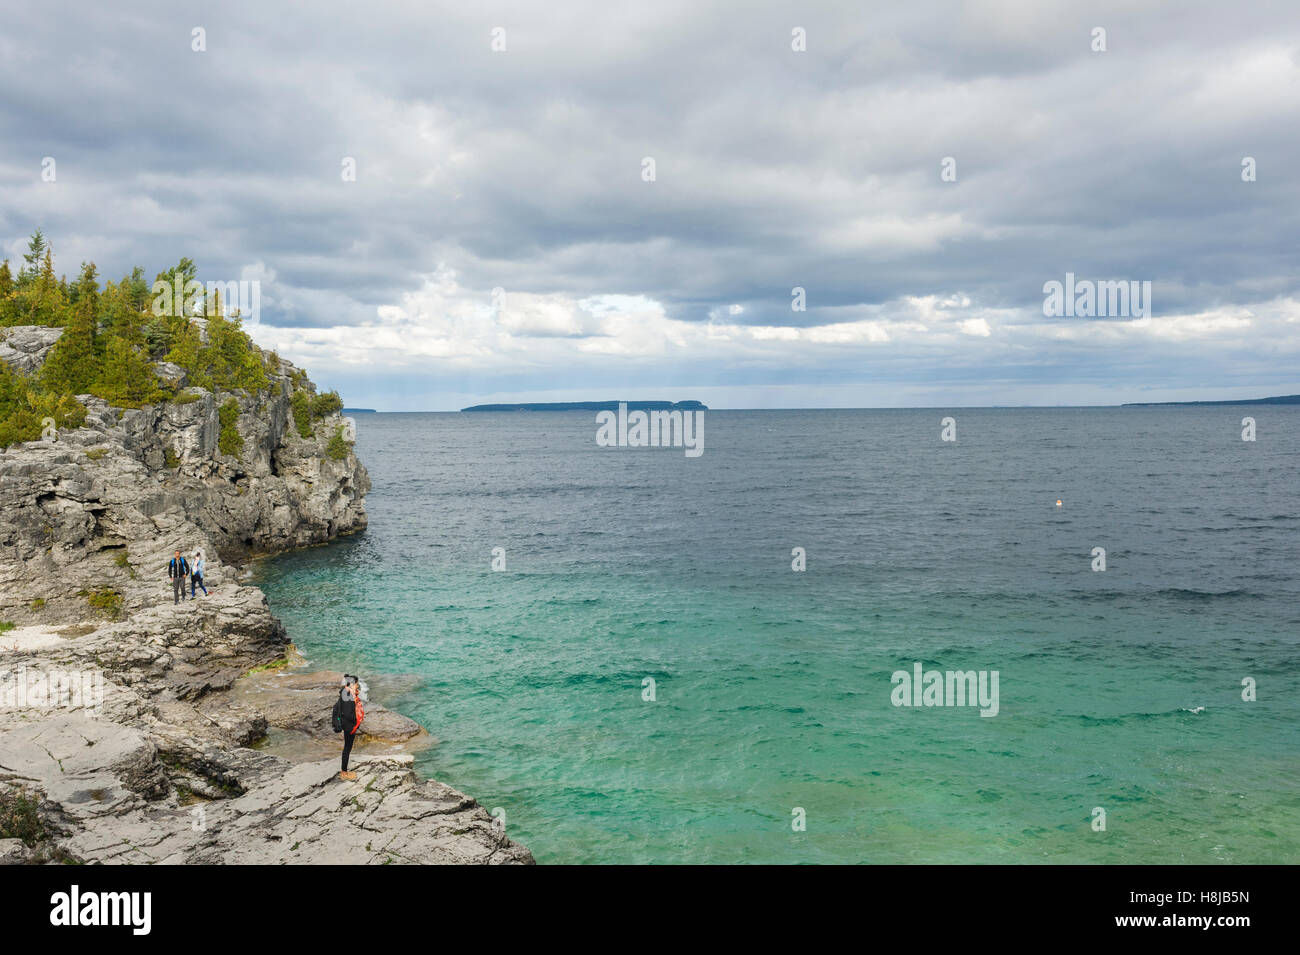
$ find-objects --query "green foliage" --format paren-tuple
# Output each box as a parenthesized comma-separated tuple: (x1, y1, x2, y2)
(311, 390, 343, 418)
(164, 446, 180, 468)
(29, 598, 45, 611)
(290, 389, 313, 438)
(90, 335, 169, 408)
(218, 398, 243, 457)
(0, 358, 87, 446)
(0, 787, 44, 845)
(113, 550, 130, 568)
(39, 263, 99, 394)
(326, 425, 352, 461)
(0, 232, 292, 448)
(293, 389, 343, 442)
(85, 447, 108, 460)
(85, 587, 123, 620)
(0, 261, 15, 325)
(0, 621, 13, 634)
(174, 308, 268, 392)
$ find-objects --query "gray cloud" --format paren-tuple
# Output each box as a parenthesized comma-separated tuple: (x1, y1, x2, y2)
(2, 0, 1298, 408)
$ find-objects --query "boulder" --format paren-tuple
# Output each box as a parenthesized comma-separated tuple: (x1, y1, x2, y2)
(0, 325, 64, 374)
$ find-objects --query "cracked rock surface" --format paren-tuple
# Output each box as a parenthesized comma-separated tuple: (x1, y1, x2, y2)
(0, 344, 532, 865)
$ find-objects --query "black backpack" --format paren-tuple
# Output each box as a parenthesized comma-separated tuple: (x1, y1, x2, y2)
(331, 698, 344, 733)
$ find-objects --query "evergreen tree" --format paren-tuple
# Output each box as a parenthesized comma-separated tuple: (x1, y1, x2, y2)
(20, 247, 63, 325)
(125, 266, 150, 312)
(92, 335, 164, 408)
(0, 260, 15, 325)
(0, 234, 286, 447)
(40, 262, 100, 394)
(17, 228, 46, 287)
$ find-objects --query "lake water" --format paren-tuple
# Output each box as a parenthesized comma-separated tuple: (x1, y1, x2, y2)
(255, 407, 1300, 863)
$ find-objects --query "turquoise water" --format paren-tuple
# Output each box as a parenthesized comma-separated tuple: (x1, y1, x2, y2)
(255, 409, 1300, 863)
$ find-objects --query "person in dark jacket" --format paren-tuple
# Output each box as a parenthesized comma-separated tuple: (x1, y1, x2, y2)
(167, 550, 190, 605)
(338, 676, 364, 780)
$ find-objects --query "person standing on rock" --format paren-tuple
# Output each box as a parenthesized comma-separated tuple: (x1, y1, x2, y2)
(167, 550, 191, 605)
(338, 676, 364, 780)
(191, 550, 208, 597)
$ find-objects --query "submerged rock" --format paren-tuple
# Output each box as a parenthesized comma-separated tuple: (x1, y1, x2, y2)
(242, 669, 425, 742)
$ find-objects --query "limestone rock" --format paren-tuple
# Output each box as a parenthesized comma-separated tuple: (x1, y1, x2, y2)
(0, 325, 63, 374)
(0, 342, 531, 865)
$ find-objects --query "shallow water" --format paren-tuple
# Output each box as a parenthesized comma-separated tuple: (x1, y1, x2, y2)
(255, 408, 1300, 863)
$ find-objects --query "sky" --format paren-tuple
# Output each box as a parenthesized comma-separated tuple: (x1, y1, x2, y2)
(2, 0, 1298, 410)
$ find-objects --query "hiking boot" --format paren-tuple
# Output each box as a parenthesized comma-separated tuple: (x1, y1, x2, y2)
(339, 771, 358, 780)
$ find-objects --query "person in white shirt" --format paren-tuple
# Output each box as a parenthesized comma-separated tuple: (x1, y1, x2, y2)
(191, 551, 208, 597)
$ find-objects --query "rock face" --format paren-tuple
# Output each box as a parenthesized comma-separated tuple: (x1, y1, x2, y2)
(1, 717, 527, 865)
(0, 354, 368, 626)
(0, 325, 63, 374)
(0, 345, 532, 865)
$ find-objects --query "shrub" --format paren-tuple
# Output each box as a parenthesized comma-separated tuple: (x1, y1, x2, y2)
(163, 446, 180, 468)
(290, 389, 313, 438)
(0, 787, 44, 845)
(85, 448, 108, 461)
(0, 359, 87, 447)
(218, 398, 243, 457)
(0, 621, 14, 634)
(29, 598, 45, 611)
(310, 390, 343, 418)
(86, 587, 123, 620)
(326, 425, 352, 461)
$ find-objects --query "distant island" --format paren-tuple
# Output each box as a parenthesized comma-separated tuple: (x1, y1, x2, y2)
(1122, 394, 1300, 407)
(461, 400, 708, 412)
(341, 408, 377, 413)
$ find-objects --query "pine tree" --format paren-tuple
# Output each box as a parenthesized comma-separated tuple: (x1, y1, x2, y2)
(92, 335, 164, 408)
(101, 280, 146, 347)
(20, 247, 64, 325)
(40, 262, 100, 395)
(125, 266, 150, 312)
(17, 229, 46, 287)
(0, 260, 15, 325)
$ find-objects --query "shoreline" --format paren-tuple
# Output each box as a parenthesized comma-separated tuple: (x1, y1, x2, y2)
(0, 333, 532, 864)
(1, 559, 534, 865)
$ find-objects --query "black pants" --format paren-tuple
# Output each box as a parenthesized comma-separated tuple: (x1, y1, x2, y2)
(172, 577, 186, 603)
(341, 729, 356, 771)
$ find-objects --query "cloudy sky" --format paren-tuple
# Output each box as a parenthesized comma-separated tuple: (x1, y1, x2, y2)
(2, 0, 1298, 409)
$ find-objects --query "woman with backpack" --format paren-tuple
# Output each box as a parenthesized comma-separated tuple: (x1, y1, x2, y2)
(334, 675, 364, 780)
(190, 550, 208, 597)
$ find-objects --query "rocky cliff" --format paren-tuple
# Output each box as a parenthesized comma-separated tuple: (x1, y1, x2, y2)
(0, 328, 533, 865)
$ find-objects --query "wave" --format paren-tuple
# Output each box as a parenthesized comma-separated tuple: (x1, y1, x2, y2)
(1072, 707, 1210, 725)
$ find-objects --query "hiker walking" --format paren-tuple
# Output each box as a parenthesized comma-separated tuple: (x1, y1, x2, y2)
(191, 550, 208, 597)
(167, 550, 190, 605)
(334, 675, 364, 780)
